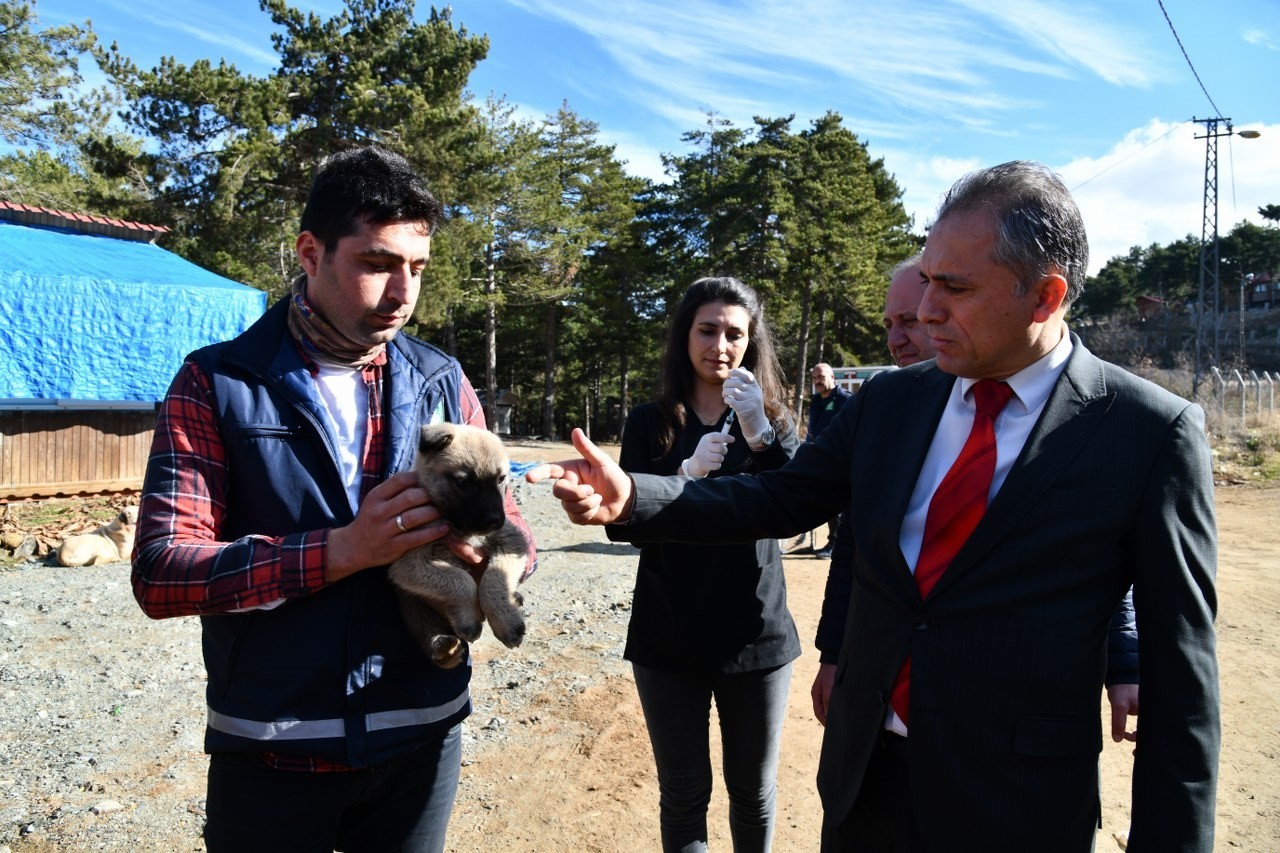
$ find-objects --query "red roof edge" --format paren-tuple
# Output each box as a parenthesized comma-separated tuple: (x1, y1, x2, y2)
(0, 200, 170, 240)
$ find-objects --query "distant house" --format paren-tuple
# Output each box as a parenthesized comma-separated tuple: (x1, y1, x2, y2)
(0, 202, 266, 498)
(481, 388, 520, 435)
(1245, 272, 1277, 310)
(1135, 294, 1166, 321)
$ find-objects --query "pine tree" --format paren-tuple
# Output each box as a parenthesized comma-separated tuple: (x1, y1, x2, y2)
(95, 0, 488, 296)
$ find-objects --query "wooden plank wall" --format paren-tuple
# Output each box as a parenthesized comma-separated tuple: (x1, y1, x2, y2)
(0, 410, 156, 499)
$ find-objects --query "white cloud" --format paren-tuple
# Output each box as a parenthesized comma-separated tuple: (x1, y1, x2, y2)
(1062, 120, 1280, 273)
(157, 24, 277, 69)
(504, 0, 1167, 140)
(951, 0, 1163, 86)
(839, 120, 1280, 276)
(1242, 29, 1278, 52)
(878, 152, 983, 233)
(495, 0, 1277, 279)
(605, 132, 669, 184)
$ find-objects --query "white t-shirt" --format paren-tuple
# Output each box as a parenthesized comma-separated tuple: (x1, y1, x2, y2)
(313, 363, 370, 515)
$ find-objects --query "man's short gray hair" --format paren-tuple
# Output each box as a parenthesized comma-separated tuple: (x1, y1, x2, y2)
(890, 250, 924, 279)
(933, 161, 1088, 304)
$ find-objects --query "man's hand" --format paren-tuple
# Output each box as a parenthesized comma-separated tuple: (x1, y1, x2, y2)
(525, 428, 635, 525)
(1107, 683, 1139, 743)
(682, 431, 733, 477)
(811, 662, 836, 726)
(325, 470, 467, 583)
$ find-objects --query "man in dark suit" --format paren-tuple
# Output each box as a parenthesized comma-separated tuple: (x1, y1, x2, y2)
(810, 252, 1142, 758)
(528, 160, 1219, 851)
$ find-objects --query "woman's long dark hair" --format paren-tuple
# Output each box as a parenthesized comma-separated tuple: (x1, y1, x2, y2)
(655, 276, 791, 455)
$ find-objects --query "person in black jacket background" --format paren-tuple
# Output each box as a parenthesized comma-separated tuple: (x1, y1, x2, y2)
(802, 363, 853, 558)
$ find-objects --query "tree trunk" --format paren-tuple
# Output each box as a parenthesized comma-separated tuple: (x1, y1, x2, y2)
(442, 311, 457, 357)
(541, 301, 557, 439)
(618, 348, 630, 441)
(813, 291, 828, 367)
(791, 279, 814, 421)
(483, 242, 498, 432)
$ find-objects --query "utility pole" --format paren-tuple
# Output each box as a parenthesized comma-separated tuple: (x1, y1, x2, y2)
(1239, 273, 1251, 368)
(1190, 118, 1261, 398)
(1191, 116, 1224, 400)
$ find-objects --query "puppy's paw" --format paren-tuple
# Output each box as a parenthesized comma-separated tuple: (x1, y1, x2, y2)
(455, 617, 484, 643)
(430, 635, 467, 669)
(488, 612, 526, 649)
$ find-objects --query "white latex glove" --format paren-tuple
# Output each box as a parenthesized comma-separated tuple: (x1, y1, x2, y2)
(681, 431, 734, 477)
(722, 367, 769, 444)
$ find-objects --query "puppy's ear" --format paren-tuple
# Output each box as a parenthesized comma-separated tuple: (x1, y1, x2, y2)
(418, 424, 454, 456)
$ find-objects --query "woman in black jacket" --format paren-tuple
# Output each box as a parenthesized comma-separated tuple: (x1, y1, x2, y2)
(619, 276, 801, 852)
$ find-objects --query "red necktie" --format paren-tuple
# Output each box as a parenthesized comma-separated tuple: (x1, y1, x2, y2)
(890, 379, 1015, 726)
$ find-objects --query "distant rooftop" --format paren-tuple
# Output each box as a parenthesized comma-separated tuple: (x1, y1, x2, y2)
(0, 200, 170, 243)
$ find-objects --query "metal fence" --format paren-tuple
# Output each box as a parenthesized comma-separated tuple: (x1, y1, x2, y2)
(1210, 367, 1278, 421)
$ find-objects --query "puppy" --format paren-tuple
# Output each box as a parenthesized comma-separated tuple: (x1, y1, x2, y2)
(389, 423, 530, 669)
(56, 505, 139, 567)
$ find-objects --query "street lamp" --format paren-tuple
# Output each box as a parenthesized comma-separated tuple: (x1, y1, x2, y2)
(1191, 117, 1262, 399)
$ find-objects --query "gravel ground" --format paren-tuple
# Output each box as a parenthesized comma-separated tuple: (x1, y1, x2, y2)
(0, 448, 641, 852)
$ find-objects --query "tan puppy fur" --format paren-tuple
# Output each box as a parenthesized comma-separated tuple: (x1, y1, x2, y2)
(389, 424, 530, 669)
(56, 505, 139, 567)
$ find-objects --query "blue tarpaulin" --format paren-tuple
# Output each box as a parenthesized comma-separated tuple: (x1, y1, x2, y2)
(0, 221, 267, 403)
(508, 460, 541, 478)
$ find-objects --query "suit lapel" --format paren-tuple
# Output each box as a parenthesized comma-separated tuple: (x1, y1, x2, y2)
(929, 337, 1115, 597)
(872, 367, 954, 600)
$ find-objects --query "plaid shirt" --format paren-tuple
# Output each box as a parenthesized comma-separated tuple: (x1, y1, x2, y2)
(134, 344, 532, 771)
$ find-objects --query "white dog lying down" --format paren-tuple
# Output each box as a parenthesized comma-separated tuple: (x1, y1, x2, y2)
(56, 505, 139, 567)
(390, 423, 531, 670)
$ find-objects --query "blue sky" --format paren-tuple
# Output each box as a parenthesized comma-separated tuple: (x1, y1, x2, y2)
(37, 0, 1280, 274)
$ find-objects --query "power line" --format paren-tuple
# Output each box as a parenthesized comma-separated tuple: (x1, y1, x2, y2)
(1157, 0, 1223, 117)
(1070, 121, 1185, 191)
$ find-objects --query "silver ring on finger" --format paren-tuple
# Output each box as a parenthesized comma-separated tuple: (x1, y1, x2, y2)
(395, 514, 407, 533)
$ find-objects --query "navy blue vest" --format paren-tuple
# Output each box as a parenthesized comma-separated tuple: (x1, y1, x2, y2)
(188, 298, 470, 767)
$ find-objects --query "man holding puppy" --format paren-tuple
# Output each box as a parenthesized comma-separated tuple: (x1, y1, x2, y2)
(133, 146, 533, 852)
(531, 161, 1218, 851)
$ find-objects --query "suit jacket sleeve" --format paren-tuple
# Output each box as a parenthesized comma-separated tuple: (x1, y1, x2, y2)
(815, 510, 856, 662)
(1127, 402, 1219, 851)
(617, 405, 855, 546)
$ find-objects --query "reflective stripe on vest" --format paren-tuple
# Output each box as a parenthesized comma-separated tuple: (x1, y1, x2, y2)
(207, 689, 469, 742)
